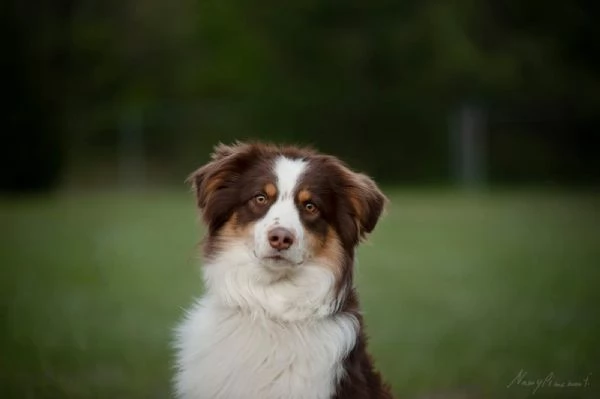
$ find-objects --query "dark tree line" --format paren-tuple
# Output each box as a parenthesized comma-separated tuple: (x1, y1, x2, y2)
(2, 0, 599, 191)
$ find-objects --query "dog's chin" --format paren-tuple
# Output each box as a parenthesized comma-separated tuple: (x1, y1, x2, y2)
(255, 251, 304, 275)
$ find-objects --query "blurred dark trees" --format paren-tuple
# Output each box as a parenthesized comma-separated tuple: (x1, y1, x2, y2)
(2, 0, 599, 191)
(1, 1, 67, 192)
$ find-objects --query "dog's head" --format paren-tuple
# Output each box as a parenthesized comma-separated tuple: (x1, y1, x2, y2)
(188, 142, 387, 318)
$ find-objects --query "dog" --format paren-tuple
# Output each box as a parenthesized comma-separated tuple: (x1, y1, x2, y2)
(174, 141, 393, 399)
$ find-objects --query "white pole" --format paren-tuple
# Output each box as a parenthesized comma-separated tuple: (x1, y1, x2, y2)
(451, 102, 487, 189)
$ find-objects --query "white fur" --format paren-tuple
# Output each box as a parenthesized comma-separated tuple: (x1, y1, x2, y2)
(174, 242, 358, 399)
(175, 297, 358, 399)
(174, 156, 358, 399)
(201, 241, 340, 320)
(273, 156, 307, 199)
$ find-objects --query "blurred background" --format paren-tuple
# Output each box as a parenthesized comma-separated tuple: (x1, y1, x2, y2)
(1, 1, 599, 398)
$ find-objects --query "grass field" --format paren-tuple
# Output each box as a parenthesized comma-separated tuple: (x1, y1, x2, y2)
(1, 189, 599, 398)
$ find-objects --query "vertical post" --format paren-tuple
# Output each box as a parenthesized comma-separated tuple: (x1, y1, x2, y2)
(118, 104, 145, 189)
(450, 102, 487, 189)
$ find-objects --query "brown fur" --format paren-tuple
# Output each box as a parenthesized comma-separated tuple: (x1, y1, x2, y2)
(333, 290, 395, 399)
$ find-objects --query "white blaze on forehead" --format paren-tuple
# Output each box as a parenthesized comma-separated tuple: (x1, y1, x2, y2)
(273, 156, 307, 198)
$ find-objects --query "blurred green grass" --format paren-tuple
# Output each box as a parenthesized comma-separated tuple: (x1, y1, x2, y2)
(1, 190, 599, 398)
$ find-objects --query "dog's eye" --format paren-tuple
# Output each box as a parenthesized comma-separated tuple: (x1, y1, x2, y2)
(304, 202, 318, 214)
(254, 194, 268, 205)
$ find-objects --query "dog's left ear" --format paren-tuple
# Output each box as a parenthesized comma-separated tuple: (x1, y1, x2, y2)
(320, 155, 388, 244)
(345, 171, 388, 240)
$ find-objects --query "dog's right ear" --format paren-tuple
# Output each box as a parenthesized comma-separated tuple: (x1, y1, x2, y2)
(209, 142, 238, 161)
(186, 162, 214, 210)
(187, 143, 238, 208)
(186, 142, 255, 231)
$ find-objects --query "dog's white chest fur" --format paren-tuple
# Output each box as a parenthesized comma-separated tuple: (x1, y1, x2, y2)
(175, 296, 358, 399)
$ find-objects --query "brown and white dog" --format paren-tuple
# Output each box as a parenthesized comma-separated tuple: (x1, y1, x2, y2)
(174, 142, 393, 399)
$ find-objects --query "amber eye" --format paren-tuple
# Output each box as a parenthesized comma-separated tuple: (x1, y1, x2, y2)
(254, 193, 268, 205)
(304, 201, 317, 213)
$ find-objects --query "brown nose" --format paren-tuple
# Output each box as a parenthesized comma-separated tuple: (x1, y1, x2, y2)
(268, 227, 295, 250)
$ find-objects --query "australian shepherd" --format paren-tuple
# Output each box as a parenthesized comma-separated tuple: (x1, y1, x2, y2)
(174, 141, 393, 399)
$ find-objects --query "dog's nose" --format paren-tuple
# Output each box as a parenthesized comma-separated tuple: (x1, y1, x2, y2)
(268, 227, 295, 250)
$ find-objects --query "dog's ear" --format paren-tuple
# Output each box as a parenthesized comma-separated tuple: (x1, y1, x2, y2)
(346, 172, 387, 239)
(186, 141, 247, 207)
(209, 142, 239, 161)
(320, 156, 387, 245)
(187, 142, 255, 231)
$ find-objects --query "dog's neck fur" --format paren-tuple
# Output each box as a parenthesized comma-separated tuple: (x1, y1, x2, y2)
(175, 242, 363, 399)
(201, 241, 347, 321)
(176, 297, 359, 399)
